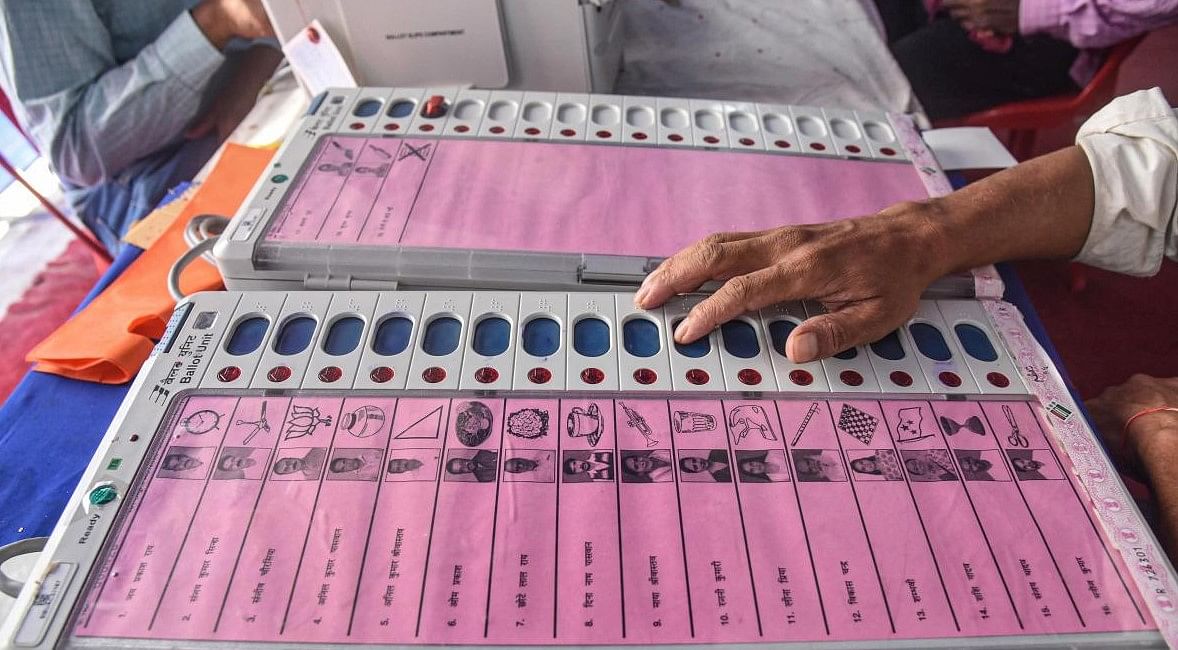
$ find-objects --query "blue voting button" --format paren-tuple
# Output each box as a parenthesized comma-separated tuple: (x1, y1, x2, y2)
(323, 317, 364, 356)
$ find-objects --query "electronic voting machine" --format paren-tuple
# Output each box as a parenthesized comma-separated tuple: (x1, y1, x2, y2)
(3, 87, 1175, 650)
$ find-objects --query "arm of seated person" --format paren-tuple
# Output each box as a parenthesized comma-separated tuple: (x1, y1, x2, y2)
(636, 89, 1177, 364)
(1087, 375, 1178, 558)
(635, 144, 1095, 362)
(0, 0, 272, 187)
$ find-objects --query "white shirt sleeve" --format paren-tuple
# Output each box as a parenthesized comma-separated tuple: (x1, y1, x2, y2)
(1074, 87, 1178, 276)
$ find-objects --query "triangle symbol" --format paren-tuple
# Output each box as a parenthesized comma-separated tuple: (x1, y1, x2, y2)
(394, 405, 443, 440)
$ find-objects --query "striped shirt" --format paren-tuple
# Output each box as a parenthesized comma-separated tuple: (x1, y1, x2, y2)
(0, 1, 223, 190)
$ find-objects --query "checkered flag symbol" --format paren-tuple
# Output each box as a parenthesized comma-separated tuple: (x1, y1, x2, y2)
(837, 404, 878, 445)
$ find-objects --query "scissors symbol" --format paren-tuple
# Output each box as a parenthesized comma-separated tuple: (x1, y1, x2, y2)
(1003, 405, 1028, 447)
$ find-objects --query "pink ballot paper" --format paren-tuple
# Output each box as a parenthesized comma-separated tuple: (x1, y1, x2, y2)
(261, 136, 932, 256)
(71, 393, 1154, 646)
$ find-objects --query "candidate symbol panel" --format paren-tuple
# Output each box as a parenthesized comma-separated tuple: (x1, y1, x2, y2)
(66, 393, 1150, 648)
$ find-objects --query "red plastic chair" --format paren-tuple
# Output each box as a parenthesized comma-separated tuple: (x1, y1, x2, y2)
(941, 34, 1146, 293)
(0, 89, 113, 267)
(944, 34, 1146, 161)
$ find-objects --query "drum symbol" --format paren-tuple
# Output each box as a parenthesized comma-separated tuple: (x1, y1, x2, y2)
(342, 405, 386, 438)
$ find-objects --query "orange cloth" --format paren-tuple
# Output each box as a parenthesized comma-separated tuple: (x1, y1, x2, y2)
(28, 144, 275, 383)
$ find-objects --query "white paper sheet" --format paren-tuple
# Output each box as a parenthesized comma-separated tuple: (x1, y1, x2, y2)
(923, 127, 1018, 170)
(282, 19, 357, 97)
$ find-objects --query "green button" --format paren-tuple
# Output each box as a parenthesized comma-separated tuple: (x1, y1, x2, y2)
(271, 174, 289, 183)
(89, 485, 118, 506)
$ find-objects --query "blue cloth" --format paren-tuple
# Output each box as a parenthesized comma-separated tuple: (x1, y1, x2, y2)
(0, 246, 140, 546)
(0, 181, 192, 546)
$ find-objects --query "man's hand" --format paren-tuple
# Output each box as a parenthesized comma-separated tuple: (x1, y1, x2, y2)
(1088, 376, 1178, 557)
(634, 202, 952, 363)
(186, 46, 283, 142)
(192, 0, 275, 50)
(1087, 375, 1178, 473)
(943, 0, 1020, 35)
(635, 146, 1096, 364)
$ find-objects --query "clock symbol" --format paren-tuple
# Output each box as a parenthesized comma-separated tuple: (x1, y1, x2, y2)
(181, 409, 223, 435)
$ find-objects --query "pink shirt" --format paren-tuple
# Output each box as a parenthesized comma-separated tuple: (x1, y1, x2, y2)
(926, 0, 1178, 85)
(1021, 0, 1178, 84)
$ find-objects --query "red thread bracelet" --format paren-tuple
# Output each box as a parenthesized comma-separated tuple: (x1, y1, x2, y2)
(1122, 406, 1178, 451)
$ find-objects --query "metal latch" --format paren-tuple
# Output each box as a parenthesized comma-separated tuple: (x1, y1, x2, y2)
(578, 254, 660, 286)
(303, 274, 353, 290)
(350, 278, 401, 290)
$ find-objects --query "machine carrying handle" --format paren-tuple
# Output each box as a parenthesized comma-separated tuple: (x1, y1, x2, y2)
(0, 536, 48, 598)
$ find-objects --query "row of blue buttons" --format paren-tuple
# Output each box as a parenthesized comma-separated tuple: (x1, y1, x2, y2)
(225, 314, 621, 359)
(352, 98, 422, 120)
(224, 313, 998, 364)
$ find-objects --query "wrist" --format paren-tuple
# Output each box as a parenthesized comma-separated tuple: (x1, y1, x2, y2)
(192, 0, 231, 50)
(914, 146, 1095, 273)
(1134, 423, 1178, 464)
(926, 184, 1006, 274)
(881, 199, 963, 281)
